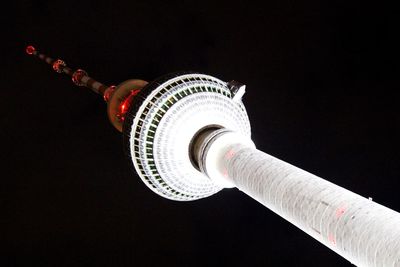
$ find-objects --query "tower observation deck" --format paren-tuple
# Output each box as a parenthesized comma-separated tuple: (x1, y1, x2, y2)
(27, 46, 400, 266)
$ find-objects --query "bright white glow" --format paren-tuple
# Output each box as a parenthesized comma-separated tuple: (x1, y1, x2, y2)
(127, 72, 400, 265)
(204, 137, 400, 267)
(127, 72, 400, 266)
(128, 74, 251, 200)
(204, 131, 255, 188)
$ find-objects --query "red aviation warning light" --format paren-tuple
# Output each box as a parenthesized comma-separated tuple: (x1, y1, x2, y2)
(26, 45, 36, 55)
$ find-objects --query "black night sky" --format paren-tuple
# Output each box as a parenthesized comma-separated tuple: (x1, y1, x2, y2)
(3, 1, 400, 266)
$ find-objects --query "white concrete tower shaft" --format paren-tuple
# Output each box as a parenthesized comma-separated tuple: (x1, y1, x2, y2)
(202, 131, 400, 267)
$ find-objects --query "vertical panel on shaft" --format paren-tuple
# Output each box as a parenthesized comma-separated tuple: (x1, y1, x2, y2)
(213, 143, 400, 267)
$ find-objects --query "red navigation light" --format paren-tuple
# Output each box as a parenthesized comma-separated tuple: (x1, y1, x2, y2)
(52, 59, 66, 73)
(103, 85, 116, 102)
(26, 45, 36, 55)
(72, 69, 88, 86)
(335, 206, 346, 219)
(117, 89, 141, 121)
(225, 149, 236, 160)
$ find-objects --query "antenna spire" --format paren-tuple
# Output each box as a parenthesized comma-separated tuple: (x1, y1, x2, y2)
(25, 45, 114, 101)
(26, 45, 148, 132)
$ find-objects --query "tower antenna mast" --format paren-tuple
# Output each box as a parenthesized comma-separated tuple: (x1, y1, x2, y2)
(26, 45, 148, 132)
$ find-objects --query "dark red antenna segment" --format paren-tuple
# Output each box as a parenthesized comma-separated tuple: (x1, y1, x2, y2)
(25, 45, 112, 96)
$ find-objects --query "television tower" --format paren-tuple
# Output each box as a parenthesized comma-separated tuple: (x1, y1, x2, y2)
(27, 45, 400, 267)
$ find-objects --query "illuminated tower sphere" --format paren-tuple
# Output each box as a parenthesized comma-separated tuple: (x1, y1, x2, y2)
(122, 73, 250, 200)
(28, 46, 400, 267)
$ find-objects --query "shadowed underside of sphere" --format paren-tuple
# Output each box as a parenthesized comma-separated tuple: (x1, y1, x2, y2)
(122, 73, 251, 200)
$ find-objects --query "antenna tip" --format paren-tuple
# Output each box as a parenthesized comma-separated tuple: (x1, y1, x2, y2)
(26, 45, 36, 55)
